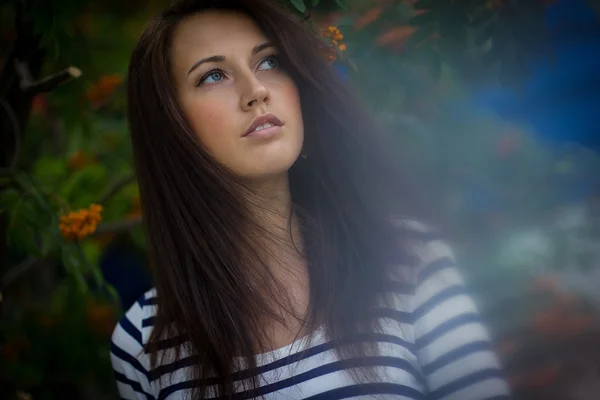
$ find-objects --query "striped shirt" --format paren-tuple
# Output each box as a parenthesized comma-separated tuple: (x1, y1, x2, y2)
(110, 229, 511, 399)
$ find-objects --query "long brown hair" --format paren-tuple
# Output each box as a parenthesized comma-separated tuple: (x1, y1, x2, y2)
(127, 0, 427, 398)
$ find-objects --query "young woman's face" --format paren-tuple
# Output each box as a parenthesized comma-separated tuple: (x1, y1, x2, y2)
(170, 11, 304, 180)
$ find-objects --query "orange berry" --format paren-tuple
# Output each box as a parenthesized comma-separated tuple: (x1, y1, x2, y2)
(85, 74, 123, 107)
(339, 44, 347, 51)
(59, 204, 103, 241)
(89, 204, 103, 214)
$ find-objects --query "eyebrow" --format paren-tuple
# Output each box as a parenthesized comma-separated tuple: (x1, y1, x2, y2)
(187, 42, 274, 75)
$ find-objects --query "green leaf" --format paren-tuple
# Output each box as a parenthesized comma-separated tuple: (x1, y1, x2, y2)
(105, 283, 121, 306)
(59, 164, 108, 206)
(7, 225, 43, 257)
(312, 0, 320, 6)
(130, 225, 148, 250)
(0, 187, 20, 211)
(335, 0, 348, 11)
(61, 244, 88, 292)
(33, 156, 68, 183)
(49, 282, 70, 315)
(40, 227, 61, 257)
(289, 0, 306, 13)
(81, 241, 101, 270)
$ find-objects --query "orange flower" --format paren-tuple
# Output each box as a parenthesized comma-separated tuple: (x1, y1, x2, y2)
(85, 74, 123, 107)
(59, 204, 103, 241)
(321, 26, 346, 54)
(31, 94, 48, 116)
(86, 300, 117, 337)
(324, 53, 337, 64)
(532, 306, 594, 338)
(318, 42, 338, 64)
(67, 150, 96, 170)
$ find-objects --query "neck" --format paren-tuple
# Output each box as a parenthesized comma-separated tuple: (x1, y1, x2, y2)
(244, 173, 305, 269)
(244, 173, 312, 344)
(245, 173, 291, 236)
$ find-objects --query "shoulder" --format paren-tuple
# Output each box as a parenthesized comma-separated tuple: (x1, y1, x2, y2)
(110, 288, 157, 363)
(110, 289, 158, 396)
(389, 218, 476, 329)
(392, 221, 511, 398)
(389, 218, 458, 286)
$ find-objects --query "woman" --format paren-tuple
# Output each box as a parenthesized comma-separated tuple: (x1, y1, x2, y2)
(111, 0, 510, 399)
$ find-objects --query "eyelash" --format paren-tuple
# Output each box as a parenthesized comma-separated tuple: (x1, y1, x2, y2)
(195, 54, 279, 87)
(196, 68, 224, 87)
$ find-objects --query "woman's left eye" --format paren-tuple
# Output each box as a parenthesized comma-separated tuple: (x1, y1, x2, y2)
(258, 56, 280, 71)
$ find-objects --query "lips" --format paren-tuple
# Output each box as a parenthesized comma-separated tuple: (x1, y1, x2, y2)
(243, 113, 283, 137)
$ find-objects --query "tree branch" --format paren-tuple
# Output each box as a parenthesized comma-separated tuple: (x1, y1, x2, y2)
(15, 60, 82, 96)
(91, 216, 142, 236)
(97, 174, 136, 205)
(1, 256, 54, 293)
(0, 98, 21, 171)
(1, 216, 143, 298)
(0, 39, 16, 98)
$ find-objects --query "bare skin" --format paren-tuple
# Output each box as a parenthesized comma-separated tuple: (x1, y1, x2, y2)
(170, 11, 310, 352)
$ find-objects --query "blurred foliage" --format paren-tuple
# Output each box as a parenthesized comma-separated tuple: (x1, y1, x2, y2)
(0, 0, 599, 399)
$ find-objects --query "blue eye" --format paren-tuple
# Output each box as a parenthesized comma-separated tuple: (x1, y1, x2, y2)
(258, 56, 279, 71)
(198, 70, 224, 86)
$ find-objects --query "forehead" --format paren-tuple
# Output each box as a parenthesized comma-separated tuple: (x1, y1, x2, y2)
(170, 11, 268, 65)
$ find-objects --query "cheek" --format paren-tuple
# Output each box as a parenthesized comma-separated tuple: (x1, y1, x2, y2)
(183, 99, 233, 151)
(281, 81, 302, 118)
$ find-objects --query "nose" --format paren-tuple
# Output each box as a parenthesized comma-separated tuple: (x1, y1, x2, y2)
(240, 75, 270, 111)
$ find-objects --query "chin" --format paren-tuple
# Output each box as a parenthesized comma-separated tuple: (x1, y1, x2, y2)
(238, 151, 301, 180)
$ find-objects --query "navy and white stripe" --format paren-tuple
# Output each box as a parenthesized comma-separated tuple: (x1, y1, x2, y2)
(110, 225, 511, 399)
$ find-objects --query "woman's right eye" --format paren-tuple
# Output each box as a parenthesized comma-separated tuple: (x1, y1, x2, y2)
(197, 69, 225, 86)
